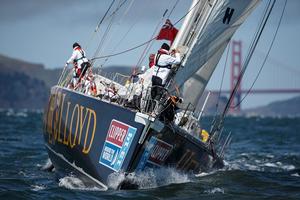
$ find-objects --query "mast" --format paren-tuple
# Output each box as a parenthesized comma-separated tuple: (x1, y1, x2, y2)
(171, 0, 202, 49)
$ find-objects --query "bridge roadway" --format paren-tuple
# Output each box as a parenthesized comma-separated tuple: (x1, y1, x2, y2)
(211, 89, 300, 94)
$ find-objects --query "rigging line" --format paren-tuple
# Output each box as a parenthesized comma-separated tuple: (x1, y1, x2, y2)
(92, 0, 128, 58)
(136, 36, 156, 67)
(92, 0, 124, 64)
(227, 0, 274, 109)
(95, 0, 117, 32)
(91, 38, 155, 60)
(98, 0, 136, 68)
(91, 0, 202, 61)
(215, 40, 230, 114)
(92, 14, 116, 65)
(119, 0, 135, 24)
(224, 0, 274, 110)
(101, 20, 138, 67)
(225, 0, 274, 113)
(108, 0, 129, 18)
(232, 0, 287, 109)
(135, 9, 168, 68)
(167, 0, 180, 18)
(245, 0, 273, 66)
(100, 0, 138, 67)
(92, 5, 118, 59)
(222, 0, 276, 116)
(138, 0, 180, 67)
(85, 0, 116, 50)
(173, 0, 202, 26)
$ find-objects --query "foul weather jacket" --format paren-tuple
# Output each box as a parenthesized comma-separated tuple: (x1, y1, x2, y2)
(152, 52, 181, 85)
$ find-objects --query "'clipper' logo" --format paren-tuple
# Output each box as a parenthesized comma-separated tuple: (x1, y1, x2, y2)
(99, 120, 136, 171)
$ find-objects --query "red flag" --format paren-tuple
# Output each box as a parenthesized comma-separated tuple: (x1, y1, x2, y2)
(156, 19, 178, 45)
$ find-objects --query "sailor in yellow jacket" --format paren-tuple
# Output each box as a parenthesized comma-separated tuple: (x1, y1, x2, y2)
(201, 129, 210, 143)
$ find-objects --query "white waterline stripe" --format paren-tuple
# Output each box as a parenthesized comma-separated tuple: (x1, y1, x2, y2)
(45, 144, 108, 190)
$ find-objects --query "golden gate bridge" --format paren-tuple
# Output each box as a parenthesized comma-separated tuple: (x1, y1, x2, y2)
(210, 40, 300, 113)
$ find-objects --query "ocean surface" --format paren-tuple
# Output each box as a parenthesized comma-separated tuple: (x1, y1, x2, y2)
(0, 109, 299, 199)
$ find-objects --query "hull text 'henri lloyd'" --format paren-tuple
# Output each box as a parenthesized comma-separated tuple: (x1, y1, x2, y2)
(99, 120, 137, 172)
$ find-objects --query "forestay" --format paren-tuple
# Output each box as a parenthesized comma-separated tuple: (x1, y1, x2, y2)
(172, 0, 261, 107)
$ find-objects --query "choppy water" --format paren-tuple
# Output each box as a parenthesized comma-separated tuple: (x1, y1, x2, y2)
(0, 109, 299, 199)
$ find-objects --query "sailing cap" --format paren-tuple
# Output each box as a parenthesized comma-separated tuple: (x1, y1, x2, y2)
(161, 43, 170, 51)
(73, 42, 80, 48)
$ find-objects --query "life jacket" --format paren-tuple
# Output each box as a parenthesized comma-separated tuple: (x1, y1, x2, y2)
(88, 79, 97, 95)
(91, 82, 97, 95)
(106, 87, 117, 98)
(154, 49, 172, 69)
(73, 64, 81, 77)
(73, 47, 86, 64)
(149, 53, 155, 68)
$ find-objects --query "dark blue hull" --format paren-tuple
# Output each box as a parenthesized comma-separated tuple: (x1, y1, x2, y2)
(43, 86, 223, 189)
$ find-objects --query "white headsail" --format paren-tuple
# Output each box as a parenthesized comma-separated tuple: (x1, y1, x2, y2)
(171, 0, 261, 107)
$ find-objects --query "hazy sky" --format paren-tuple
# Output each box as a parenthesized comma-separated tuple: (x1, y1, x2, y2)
(0, 0, 299, 109)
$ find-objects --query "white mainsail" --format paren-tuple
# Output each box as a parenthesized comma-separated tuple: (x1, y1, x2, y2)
(172, 0, 261, 107)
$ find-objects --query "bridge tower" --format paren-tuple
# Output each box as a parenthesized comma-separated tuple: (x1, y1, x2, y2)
(230, 40, 242, 113)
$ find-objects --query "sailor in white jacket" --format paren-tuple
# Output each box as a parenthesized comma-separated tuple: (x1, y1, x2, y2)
(151, 43, 181, 100)
(65, 42, 90, 86)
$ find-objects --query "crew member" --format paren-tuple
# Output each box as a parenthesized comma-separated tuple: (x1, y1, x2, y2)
(84, 70, 97, 96)
(159, 95, 182, 122)
(200, 129, 210, 143)
(148, 53, 155, 68)
(65, 42, 91, 87)
(151, 43, 181, 100)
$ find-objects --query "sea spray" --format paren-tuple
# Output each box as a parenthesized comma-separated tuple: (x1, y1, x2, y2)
(58, 175, 103, 191)
(107, 167, 191, 189)
(40, 158, 54, 172)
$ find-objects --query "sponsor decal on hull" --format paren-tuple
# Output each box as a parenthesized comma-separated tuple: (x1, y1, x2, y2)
(99, 119, 137, 172)
(137, 136, 173, 170)
(44, 89, 96, 154)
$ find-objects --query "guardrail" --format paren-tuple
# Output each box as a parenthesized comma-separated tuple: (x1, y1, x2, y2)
(57, 67, 214, 143)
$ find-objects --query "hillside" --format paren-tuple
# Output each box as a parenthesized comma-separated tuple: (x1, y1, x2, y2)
(199, 94, 300, 117)
(1, 54, 299, 116)
(0, 55, 54, 109)
(242, 96, 300, 117)
(0, 72, 48, 109)
(0, 54, 61, 88)
(0, 54, 133, 109)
